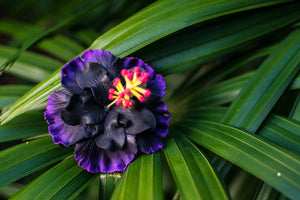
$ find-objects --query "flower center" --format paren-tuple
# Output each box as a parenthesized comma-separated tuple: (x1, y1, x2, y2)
(107, 67, 151, 109)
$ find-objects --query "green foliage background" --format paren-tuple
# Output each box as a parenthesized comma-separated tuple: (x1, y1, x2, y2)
(0, 0, 300, 199)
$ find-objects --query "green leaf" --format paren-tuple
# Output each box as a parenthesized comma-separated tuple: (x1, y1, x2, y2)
(0, 85, 32, 108)
(0, 111, 47, 142)
(100, 174, 121, 200)
(0, 0, 295, 124)
(221, 29, 300, 132)
(163, 134, 230, 200)
(0, 70, 62, 124)
(289, 92, 300, 121)
(37, 35, 84, 61)
(176, 43, 277, 100)
(181, 68, 300, 109)
(0, 137, 72, 188)
(189, 72, 254, 106)
(183, 106, 300, 155)
(0, 20, 41, 46)
(0, 183, 23, 199)
(180, 107, 227, 123)
(178, 120, 300, 199)
(257, 115, 300, 155)
(0, 45, 62, 82)
(111, 153, 163, 200)
(91, 0, 295, 57)
(256, 183, 282, 200)
(138, 3, 298, 75)
(11, 157, 96, 200)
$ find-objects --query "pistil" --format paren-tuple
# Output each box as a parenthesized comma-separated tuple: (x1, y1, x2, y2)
(107, 67, 152, 109)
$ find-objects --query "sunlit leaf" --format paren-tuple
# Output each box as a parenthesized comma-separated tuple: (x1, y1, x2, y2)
(111, 153, 163, 200)
(0, 45, 62, 82)
(163, 133, 230, 200)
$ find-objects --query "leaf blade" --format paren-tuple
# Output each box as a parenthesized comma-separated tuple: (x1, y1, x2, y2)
(111, 153, 163, 200)
(11, 157, 96, 200)
(221, 29, 300, 132)
(178, 120, 300, 199)
(163, 134, 230, 200)
(0, 137, 72, 188)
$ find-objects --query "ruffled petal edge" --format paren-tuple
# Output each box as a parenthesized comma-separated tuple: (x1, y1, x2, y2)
(74, 135, 137, 173)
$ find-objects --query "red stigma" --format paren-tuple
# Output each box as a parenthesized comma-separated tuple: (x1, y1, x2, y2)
(108, 94, 114, 100)
(133, 67, 140, 73)
(109, 88, 115, 94)
(113, 78, 121, 86)
(121, 69, 127, 77)
(139, 96, 146, 102)
(144, 89, 151, 97)
(116, 98, 123, 105)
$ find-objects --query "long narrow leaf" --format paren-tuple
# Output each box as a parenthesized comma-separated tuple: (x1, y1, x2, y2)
(91, 0, 294, 57)
(0, 137, 72, 188)
(99, 174, 120, 200)
(257, 115, 300, 155)
(289, 92, 300, 121)
(138, 3, 298, 75)
(111, 153, 163, 200)
(221, 29, 300, 132)
(183, 106, 300, 155)
(0, 45, 62, 82)
(0, 71, 61, 124)
(0, 111, 47, 142)
(37, 35, 84, 61)
(163, 134, 230, 200)
(11, 157, 96, 200)
(177, 120, 300, 199)
(0, 85, 32, 108)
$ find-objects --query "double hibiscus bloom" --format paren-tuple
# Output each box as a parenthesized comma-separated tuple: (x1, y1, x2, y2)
(44, 49, 170, 173)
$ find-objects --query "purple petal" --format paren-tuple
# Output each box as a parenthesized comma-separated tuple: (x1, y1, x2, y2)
(48, 117, 89, 146)
(74, 135, 137, 173)
(137, 133, 163, 154)
(118, 57, 154, 79)
(61, 57, 84, 94)
(148, 74, 166, 98)
(81, 49, 115, 69)
(74, 139, 101, 173)
(44, 89, 72, 124)
(99, 135, 137, 173)
(148, 101, 171, 138)
(45, 89, 96, 146)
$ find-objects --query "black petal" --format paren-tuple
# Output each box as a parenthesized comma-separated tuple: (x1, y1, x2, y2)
(94, 110, 126, 152)
(76, 62, 112, 105)
(113, 105, 156, 135)
(60, 92, 105, 126)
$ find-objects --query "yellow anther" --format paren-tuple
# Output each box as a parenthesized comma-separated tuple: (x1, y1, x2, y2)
(108, 67, 151, 109)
